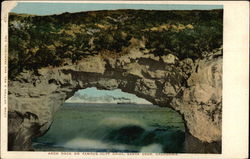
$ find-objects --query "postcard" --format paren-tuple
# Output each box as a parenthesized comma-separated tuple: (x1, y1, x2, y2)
(1, 1, 249, 159)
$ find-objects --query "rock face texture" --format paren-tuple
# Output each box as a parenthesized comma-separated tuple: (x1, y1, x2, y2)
(8, 44, 222, 153)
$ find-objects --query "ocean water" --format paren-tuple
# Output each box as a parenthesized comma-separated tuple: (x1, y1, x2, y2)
(32, 103, 185, 153)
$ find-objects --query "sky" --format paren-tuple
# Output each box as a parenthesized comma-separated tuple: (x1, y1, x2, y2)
(66, 87, 151, 104)
(11, 2, 223, 15)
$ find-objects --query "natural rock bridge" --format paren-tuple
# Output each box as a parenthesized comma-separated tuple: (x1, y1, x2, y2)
(8, 45, 222, 153)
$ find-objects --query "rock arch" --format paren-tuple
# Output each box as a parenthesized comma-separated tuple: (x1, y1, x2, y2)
(8, 48, 222, 153)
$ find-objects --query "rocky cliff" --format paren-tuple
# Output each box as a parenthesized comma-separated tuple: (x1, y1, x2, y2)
(8, 9, 222, 153)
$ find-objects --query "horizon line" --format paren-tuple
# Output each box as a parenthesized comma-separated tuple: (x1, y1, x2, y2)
(11, 2, 223, 16)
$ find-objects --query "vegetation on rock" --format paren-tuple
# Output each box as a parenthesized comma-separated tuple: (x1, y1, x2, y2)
(9, 9, 222, 79)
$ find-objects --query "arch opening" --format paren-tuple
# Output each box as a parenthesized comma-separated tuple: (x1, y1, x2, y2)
(32, 87, 185, 153)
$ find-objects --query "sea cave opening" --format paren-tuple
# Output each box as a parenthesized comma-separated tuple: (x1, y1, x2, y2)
(32, 87, 185, 153)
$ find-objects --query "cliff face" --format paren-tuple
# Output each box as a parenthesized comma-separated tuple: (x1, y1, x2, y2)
(8, 45, 222, 152)
(8, 10, 222, 153)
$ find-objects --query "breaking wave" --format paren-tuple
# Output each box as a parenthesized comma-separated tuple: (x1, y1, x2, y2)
(32, 104, 185, 153)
